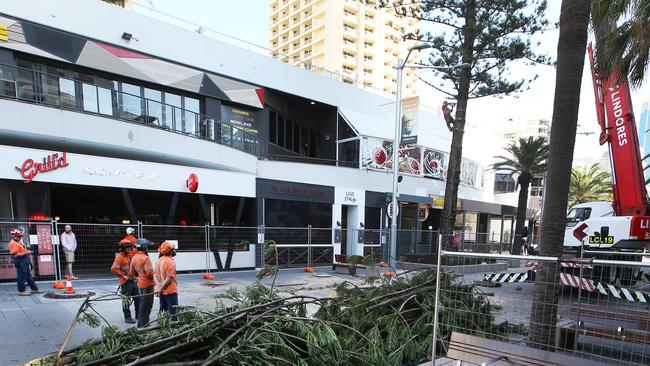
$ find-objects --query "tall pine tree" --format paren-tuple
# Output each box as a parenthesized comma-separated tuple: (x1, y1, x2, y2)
(376, 0, 550, 247)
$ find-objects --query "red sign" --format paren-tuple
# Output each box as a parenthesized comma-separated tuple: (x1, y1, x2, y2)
(36, 224, 53, 255)
(15, 152, 69, 183)
(186, 173, 199, 192)
(573, 223, 588, 242)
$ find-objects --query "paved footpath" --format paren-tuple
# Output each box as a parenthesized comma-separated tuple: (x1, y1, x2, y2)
(0, 267, 358, 366)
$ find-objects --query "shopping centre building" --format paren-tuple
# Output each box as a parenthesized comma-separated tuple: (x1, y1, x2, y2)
(0, 0, 516, 271)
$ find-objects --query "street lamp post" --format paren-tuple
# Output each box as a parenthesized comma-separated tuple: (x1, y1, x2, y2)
(388, 43, 469, 266)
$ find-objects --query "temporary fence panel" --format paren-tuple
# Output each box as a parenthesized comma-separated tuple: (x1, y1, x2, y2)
(264, 227, 334, 268)
(361, 229, 386, 262)
(0, 220, 58, 282)
(309, 227, 334, 267)
(264, 227, 309, 268)
(56, 223, 133, 280)
(208, 226, 257, 270)
(431, 243, 650, 366)
(142, 224, 210, 273)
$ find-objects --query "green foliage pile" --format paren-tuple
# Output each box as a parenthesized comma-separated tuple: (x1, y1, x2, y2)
(34, 271, 495, 366)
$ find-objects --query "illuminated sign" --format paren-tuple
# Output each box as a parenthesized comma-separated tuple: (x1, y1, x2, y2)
(15, 152, 69, 183)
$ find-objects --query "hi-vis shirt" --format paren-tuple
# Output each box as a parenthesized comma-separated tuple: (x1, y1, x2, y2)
(111, 252, 131, 285)
(154, 256, 177, 295)
(130, 251, 154, 288)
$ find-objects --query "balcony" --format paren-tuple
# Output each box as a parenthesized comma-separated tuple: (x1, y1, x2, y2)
(342, 40, 357, 53)
(343, 25, 358, 40)
(0, 64, 258, 155)
(342, 54, 357, 67)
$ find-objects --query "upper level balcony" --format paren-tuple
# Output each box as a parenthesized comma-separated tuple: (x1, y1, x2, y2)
(0, 64, 258, 156)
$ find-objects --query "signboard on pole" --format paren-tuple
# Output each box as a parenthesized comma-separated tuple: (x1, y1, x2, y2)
(401, 96, 419, 144)
(387, 202, 400, 219)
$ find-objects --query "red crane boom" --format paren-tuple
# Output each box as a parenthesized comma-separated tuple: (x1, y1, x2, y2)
(587, 43, 648, 217)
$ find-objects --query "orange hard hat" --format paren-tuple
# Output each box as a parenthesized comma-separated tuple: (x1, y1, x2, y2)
(159, 241, 175, 255)
(119, 239, 134, 248)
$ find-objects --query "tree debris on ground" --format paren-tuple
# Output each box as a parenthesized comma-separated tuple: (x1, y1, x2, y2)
(30, 270, 497, 366)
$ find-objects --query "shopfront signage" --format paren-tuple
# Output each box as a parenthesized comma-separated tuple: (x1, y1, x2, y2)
(271, 185, 326, 199)
(15, 152, 68, 183)
(186, 173, 199, 192)
(419, 206, 429, 222)
(401, 96, 419, 144)
(430, 195, 461, 210)
(343, 191, 357, 204)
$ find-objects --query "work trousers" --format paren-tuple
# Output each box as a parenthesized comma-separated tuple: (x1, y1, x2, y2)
(137, 286, 154, 328)
(159, 292, 178, 321)
(15, 263, 38, 293)
(120, 280, 140, 320)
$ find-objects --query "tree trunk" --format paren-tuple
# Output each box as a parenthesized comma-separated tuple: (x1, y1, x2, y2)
(440, 0, 476, 248)
(512, 178, 530, 255)
(528, 0, 591, 350)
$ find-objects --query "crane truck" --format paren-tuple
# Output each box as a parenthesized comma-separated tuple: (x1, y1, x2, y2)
(562, 44, 649, 284)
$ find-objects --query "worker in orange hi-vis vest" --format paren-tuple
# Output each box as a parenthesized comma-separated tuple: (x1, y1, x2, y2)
(154, 241, 178, 321)
(111, 239, 139, 324)
(9, 228, 42, 296)
(130, 238, 155, 328)
(123, 227, 137, 246)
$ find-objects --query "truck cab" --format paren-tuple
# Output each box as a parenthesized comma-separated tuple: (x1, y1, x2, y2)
(564, 202, 650, 250)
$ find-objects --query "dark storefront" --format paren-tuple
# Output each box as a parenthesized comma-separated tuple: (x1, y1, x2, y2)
(1, 179, 256, 226)
(256, 179, 334, 228)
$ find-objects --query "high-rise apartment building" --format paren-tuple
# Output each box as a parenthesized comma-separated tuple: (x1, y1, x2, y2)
(269, 0, 419, 97)
(502, 117, 551, 142)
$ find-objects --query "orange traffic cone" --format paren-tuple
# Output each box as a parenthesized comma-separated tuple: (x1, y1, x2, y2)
(303, 267, 315, 273)
(202, 273, 215, 280)
(65, 275, 75, 294)
(53, 281, 65, 289)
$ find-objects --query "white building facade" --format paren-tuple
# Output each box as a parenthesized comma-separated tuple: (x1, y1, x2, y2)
(0, 0, 515, 272)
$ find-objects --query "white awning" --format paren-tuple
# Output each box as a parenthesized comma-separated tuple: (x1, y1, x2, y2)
(338, 106, 451, 150)
(338, 107, 395, 140)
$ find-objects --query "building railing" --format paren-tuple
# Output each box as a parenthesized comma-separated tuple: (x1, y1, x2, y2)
(0, 63, 259, 156)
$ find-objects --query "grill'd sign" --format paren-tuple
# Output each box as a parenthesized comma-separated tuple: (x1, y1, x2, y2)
(15, 152, 69, 183)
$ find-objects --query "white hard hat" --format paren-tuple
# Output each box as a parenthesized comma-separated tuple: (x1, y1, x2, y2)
(126, 227, 135, 235)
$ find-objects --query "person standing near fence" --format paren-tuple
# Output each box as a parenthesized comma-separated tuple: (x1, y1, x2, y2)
(123, 227, 137, 246)
(60, 225, 79, 280)
(111, 239, 139, 324)
(154, 241, 178, 321)
(130, 238, 154, 328)
(9, 228, 42, 296)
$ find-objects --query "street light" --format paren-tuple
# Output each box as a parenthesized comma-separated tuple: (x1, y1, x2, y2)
(388, 43, 469, 266)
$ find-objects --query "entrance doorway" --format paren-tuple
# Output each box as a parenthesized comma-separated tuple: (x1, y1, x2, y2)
(340, 204, 360, 256)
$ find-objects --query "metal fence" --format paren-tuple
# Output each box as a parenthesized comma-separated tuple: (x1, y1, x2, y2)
(430, 235, 650, 366)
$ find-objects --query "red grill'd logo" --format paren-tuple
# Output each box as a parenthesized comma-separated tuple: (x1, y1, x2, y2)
(15, 152, 69, 183)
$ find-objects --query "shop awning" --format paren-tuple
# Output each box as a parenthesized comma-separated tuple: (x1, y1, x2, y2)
(338, 107, 394, 140)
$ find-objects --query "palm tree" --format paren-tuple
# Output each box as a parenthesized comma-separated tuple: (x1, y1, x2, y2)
(492, 137, 549, 255)
(569, 163, 612, 208)
(528, 0, 592, 350)
(593, 0, 650, 87)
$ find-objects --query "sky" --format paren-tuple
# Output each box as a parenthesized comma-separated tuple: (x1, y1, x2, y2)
(130, 0, 649, 168)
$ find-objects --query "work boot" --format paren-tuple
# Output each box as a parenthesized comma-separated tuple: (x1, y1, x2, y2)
(18, 291, 30, 296)
(125, 317, 136, 324)
(31, 289, 43, 294)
